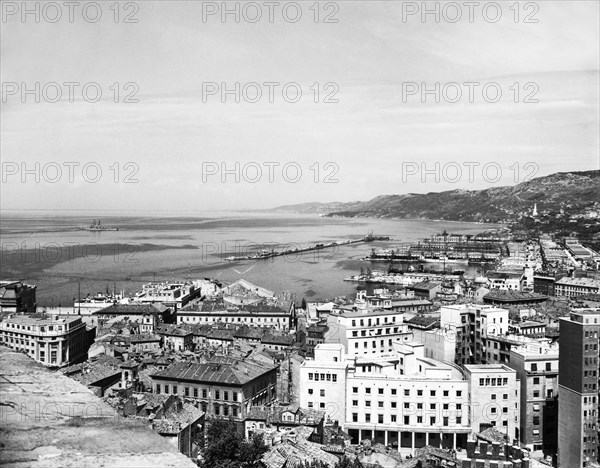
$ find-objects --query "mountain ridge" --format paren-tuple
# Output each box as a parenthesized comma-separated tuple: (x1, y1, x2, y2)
(271, 170, 600, 224)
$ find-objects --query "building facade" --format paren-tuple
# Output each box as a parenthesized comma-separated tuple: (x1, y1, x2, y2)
(509, 340, 559, 456)
(151, 360, 278, 420)
(300, 343, 521, 455)
(0, 315, 90, 366)
(324, 308, 412, 357)
(558, 309, 600, 468)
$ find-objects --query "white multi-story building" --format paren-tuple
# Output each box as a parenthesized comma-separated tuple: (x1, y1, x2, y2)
(300, 343, 522, 455)
(324, 308, 412, 357)
(464, 364, 520, 442)
(0, 315, 90, 367)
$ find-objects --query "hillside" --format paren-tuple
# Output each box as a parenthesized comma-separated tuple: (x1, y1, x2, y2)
(272, 170, 600, 224)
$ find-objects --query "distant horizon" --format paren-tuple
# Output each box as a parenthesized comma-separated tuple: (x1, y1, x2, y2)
(2, 166, 598, 215)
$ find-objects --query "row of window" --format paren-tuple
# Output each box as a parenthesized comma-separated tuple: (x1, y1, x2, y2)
(478, 378, 509, 387)
(351, 317, 398, 327)
(307, 373, 338, 382)
(349, 413, 464, 426)
(351, 387, 463, 398)
(351, 328, 401, 337)
(155, 383, 239, 401)
(351, 400, 463, 412)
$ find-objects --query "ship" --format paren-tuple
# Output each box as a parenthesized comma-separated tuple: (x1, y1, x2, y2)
(79, 220, 118, 231)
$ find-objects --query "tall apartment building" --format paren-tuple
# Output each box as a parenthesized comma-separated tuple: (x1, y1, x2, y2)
(438, 304, 509, 365)
(558, 309, 600, 468)
(0, 314, 90, 366)
(510, 340, 559, 456)
(300, 343, 520, 455)
(324, 308, 411, 357)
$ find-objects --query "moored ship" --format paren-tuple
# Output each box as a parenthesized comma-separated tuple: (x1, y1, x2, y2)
(79, 220, 118, 231)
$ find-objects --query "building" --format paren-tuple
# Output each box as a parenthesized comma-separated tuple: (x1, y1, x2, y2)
(133, 281, 202, 309)
(464, 364, 520, 443)
(0, 281, 36, 312)
(555, 277, 600, 298)
(93, 303, 174, 328)
(300, 343, 475, 455)
(482, 290, 548, 308)
(244, 405, 325, 443)
(158, 325, 194, 352)
(439, 304, 509, 365)
(509, 340, 559, 456)
(177, 297, 295, 331)
(558, 309, 600, 468)
(533, 272, 558, 297)
(409, 282, 442, 300)
(324, 308, 412, 357)
(150, 359, 278, 419)
(487, 271, 524, 291)
(0, 314, 90, 367)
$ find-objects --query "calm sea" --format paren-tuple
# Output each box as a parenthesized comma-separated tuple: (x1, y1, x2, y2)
(0, 211, 497, 306)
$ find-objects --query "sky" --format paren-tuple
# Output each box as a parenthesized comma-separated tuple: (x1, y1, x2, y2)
(1, 0, 599, 212)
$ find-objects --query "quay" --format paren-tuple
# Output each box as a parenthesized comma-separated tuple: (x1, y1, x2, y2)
(223, 234, 391, 263)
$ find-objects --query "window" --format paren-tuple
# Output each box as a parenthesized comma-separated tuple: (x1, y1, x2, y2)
(202, 389, 208, 398)
(430, 417, 436, 425)
(404, 416, 409, 424)
(353, 387, 358, 393)
(430, 390, 436, 397)
(456, 390, 462, 397)
(308, 389, 314, 395)
(156, 384, 161, 394)
(443, 390, 449, 397)
(184, 386, 190, 397)
(365, 401, 371, 407)
(366, 388, 371, 394)
(320, 389, 325, 397)
(352, 400, 358, 406)
(378, 388, 384, 395)
(378, 414, 384, 423)
(417, 390, 423, 396)
(404, 389, 410, 396)
(352, 413, 358, 422)
(533, 377, 540, 385)
(391, 389, 397, 395)
(172, 385, 178, 394)
(215, 390, 220, 400)
(365, 414, 371, 423)
(378, 401, 384, 408)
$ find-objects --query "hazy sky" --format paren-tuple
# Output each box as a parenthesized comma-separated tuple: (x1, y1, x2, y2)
(1, 0, 599, 212)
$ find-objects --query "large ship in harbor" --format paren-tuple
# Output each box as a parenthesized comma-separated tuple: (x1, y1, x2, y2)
(78, 220, 119, 231)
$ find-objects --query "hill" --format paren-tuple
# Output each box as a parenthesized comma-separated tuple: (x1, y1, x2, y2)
(272, 170, 600, 224)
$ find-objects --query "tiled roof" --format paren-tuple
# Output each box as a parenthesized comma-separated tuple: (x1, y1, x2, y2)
(151, 360, 276, 385)
(94, 303, 168, 315)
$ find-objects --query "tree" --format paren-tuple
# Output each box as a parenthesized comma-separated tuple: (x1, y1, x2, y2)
(200, 418, 268, 468)
(335, 456, 364, 468)
(301, 297, 307, 310)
